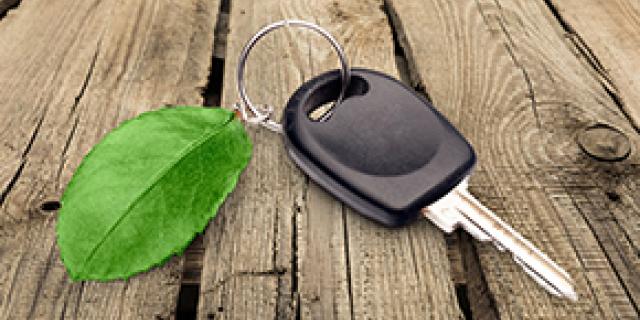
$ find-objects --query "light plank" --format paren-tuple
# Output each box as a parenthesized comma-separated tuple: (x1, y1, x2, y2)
(386, 0, 639, 318)
(542, 1, 640, 307)
(198, 0, 461, 319)
(0, 0, 219, 318)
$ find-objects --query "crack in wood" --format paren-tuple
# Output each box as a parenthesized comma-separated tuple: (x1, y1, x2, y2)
(21, 113, 45, 160)
(462, 235, 501, 320)
(74, 281, 84, 319)
(3, 34, 102, 206)
(542, 0, 640, 134)
(56, 116, 80, 183)
(542, 0, 612, 84)
(341, 205, 355, 320)
(58, 299, 68, 320)
(454, 284, 472, 320)
(0, 0, 20, 20)
(26, 241, 58, 319)
(71, 42, 100, 113)
(382, 0, 433, 103)
(476, 0, 541, 128)
(203, 0, 229, 107)
(201, 268, 288, 296)
(290, 188, 304, 319)
(0, 160, 24, 206)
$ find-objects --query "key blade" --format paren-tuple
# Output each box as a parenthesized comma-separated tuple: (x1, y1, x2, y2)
(424, 202, 492, 241)
(423, 205, 459, 234)
(514, 256, 563, 298)
(446, 186, 577, 301)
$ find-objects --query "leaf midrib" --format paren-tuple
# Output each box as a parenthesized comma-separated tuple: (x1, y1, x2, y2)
(79, 114, 234, 273)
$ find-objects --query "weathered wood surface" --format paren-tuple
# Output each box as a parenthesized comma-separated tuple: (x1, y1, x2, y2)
(1, 0, 639, 319)
(0, 0, 219, 318)
(545, 0, 640, 309)
(548, 0, 640, 127)
(197, 0, 460, 319)
(386, 0, 639, 318)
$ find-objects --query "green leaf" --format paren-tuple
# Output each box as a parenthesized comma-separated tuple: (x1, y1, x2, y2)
(56, 107, 252, 281)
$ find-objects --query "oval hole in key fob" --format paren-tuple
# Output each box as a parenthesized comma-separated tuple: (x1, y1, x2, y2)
(282, 68, 476, 227)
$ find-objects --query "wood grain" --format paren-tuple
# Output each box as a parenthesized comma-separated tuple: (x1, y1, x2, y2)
(3, 0, 639, 318)
(546, 0, 640, 128)
(197, 0, 461, 319)
(386, 0, 639, 318)
(0, 0, 219, 318)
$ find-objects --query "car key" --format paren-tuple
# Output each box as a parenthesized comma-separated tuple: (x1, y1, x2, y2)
(281, 68, 577, 301)
(425, 179, 577, 300)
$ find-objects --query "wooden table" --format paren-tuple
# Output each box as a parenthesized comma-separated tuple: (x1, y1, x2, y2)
(1, 0, 638, 318)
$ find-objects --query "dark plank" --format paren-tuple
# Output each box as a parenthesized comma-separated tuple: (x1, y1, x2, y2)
(0, 0, 220, 318)
(386, 0, 639, 318)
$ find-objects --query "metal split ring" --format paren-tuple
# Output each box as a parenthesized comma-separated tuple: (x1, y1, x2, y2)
(235, 19, 351, 133)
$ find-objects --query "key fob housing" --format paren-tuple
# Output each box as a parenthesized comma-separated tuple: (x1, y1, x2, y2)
(283, 68, 476, 227)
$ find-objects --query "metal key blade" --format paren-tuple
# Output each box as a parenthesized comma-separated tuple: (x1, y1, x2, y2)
(423, 182, 578, 301)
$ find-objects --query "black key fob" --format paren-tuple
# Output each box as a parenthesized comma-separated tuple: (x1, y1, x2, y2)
(282, 68, 476, 227)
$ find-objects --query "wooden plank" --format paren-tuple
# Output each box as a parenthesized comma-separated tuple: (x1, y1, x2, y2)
(197, 0, 461, 319)
(385, 0, 639, 318)
(0, 0, 219, 318)
(541, 1, 640, 307)
(545, 0, 640, 127)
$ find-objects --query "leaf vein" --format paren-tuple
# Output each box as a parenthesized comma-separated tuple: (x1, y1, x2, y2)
(79, 114, 234, 272)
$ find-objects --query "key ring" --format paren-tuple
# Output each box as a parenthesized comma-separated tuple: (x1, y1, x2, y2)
(234, 19, 351, 133)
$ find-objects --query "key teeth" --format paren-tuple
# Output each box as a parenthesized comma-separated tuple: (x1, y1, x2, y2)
(514, 256, 562, 297)
(458, 217, 492, 242)
(514, 256, 578, 301)
(566, 289, 579, 302)
(442, 206, 493, 242)
(493, 241, 506, 252)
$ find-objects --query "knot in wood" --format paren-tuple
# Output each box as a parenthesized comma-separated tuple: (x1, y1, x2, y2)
(577, 123, 631, 162)
(40, 200, 61, 212)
